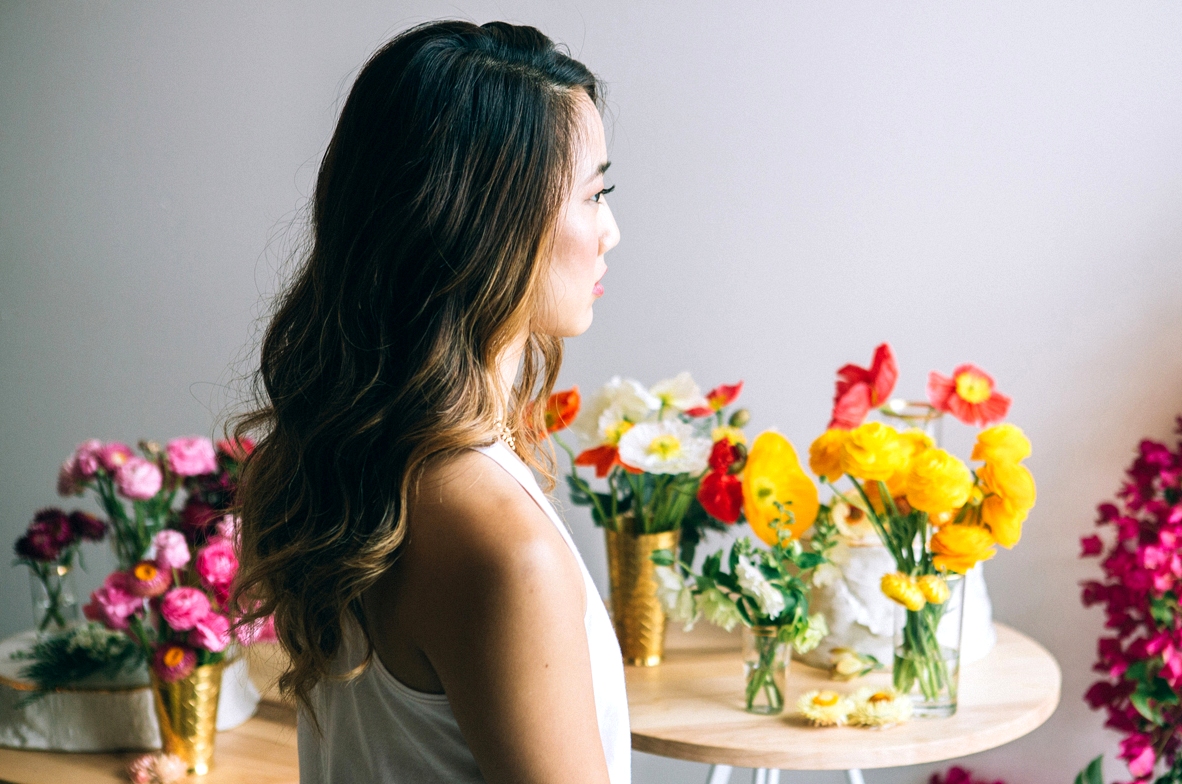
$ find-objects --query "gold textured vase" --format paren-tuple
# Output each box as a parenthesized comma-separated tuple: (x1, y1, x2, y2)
(149, 661, 224, 775)
(605, 520, 679, 667)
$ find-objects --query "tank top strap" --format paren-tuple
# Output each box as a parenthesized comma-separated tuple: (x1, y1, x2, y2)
(473, 441, 579, 551)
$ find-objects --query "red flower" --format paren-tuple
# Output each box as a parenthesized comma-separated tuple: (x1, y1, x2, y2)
(1080, 535, 1103, 557)
(215, 437, 255, 461)
(708, 440, 739, 473)
(69, 511, 107, 542)
(828, 344, 898, 430)
(685, 381, 743, 417)
(926, 364, 1011, 427)
(697, 472, 743, 524)
(545, 387, 581, 433)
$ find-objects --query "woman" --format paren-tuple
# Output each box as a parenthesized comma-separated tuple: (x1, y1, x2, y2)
(232, 20, 627, 784)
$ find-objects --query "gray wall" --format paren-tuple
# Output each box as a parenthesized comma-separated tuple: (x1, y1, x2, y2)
(3, 3, 1182, 782)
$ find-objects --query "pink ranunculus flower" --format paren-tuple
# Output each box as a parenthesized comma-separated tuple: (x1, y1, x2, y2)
(159, 587, 211, 631)
(83, 571, 144, 631)
(236, 614, 277, 646)
(115, 457, 162, 500)
(215, 514, 239, 543)
(153, 529, 191, 570)
(98, 442, 135, 472)
(195, 538, 239, 590)
(73, 439, 104, 477)
(189, 612, 231, 652)
(166, 436, 218, 477)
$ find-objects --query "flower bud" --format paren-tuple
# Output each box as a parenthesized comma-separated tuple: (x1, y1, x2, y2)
(728, 408, 751, 428)
(916, 574, 950, 605)
(727, 442, 748, 475)
(881, 572, 926, 612)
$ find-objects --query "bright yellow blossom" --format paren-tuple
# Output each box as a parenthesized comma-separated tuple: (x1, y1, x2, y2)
(840, 422, 907, 482)
(978, 461, 1036, 548)
(904, 448, 974, 516)
(930, 524, 997, 574)
(971, 423, 1031, 464)
(742, 431, 819, 545)
(808, 429, 848, 482)
(916, 574, 950, 605)
(712, 425, 747, 445)
(881, 572, 926, 611)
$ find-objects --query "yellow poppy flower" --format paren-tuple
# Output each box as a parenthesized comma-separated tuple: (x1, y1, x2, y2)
(930, 524, 997, 574)
(742, 431, 819, 545)
(808, 429, 848, 483)
(971, 423, 1031, 464)
(840, 422, 907, 482)
(904, 448, 974, 516)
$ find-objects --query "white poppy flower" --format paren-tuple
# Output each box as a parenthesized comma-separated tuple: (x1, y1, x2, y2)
(571, 376, 660, 446)
(649, 371, 709, 414)
(735, 555, 786, 619)
(616, 420, 712, 475)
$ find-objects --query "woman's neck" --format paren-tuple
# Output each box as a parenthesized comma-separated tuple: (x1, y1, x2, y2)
(495, 335, 527, 421)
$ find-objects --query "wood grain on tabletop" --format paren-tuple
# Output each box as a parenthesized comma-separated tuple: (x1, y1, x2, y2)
(627, 623, 1062, 771)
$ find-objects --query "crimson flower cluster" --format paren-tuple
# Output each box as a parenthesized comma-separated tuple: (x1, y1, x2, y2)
(1081, 418, 1182, 783)
(929, 767, 1007, 784)
(13, 508, 105, 565)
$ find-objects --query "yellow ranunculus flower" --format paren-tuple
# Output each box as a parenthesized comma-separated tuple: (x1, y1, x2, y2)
(743, 431, 819, 545)
(881, 572, 926, 611)
(904, 448, 974, 516)
(971, 423, 1031, 464)
(840, 422, 907, 482)
(916, 574, 950, 605)
(808, 429, 848, 482)
(930, 524, 997, 574)
(879, 429, 935, 497)
(978, 461, 1036, 548)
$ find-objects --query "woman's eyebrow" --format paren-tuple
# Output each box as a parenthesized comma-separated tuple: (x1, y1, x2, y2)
(585, 160, 611, 183)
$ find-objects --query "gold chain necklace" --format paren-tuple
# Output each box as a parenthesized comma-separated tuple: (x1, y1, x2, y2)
(493, 419, 516, 451)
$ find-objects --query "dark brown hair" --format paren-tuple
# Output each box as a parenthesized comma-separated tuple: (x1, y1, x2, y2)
(231, 20, 599, 714)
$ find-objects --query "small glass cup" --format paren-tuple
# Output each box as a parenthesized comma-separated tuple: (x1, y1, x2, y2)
(892, 573, 965, 717)
(742, 625, 789, 714)
(30, 563, 80, 637)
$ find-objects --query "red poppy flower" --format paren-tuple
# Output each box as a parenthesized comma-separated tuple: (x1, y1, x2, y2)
(927, 364, 1010, 427)
(685, 381, 744, 417)
(544, 387, 581, 433)
(708, 439, 739, 473)
(697, 471, 743, 523)
(828, 344, 898, 429)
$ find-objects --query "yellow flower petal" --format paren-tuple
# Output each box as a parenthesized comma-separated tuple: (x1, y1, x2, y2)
(742, 431, 819, 545)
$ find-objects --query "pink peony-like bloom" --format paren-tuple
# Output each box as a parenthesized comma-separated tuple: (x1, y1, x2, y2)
(115, 457, 162, 500)
(195, 538, 238, 590)
(98, 442, 135, 472)
(216, 436, 255, 461)
(215, 515, 239, 543)
(73, 439, 104, 477)
(153, 529, 191, 570)
(189, 612, 231, 652)
(83, 571, 143, 631)
(126, 561, 172, 598)
(236, 614, 277, 646)
(166, 436, 218, 477)
(57, 457, 83, 496)
(152, 644, 198, 684)
(159, 587, 211, 631)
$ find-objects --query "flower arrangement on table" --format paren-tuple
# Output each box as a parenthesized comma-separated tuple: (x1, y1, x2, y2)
(1078, 419, 1182, 784)
(13, 508, 107, 633)
(805, 343, 1036, 716)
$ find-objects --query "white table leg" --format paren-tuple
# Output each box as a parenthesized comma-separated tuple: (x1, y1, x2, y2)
(767, 770, 780, 784)
(847, 770, 866, 784)
(706, 764, 733, 784)
(752, 769, 767, 784)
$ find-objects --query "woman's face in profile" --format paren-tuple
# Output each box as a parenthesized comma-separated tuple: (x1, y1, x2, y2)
(536, 93, 619, 338)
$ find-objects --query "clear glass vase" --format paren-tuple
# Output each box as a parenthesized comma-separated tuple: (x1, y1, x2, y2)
(892, 573, 965, 717)
(742, 626, 789, 714)
(30, 563, 80, 636)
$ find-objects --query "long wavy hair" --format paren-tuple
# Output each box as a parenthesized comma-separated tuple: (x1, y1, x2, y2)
(231, 20, 600, 714)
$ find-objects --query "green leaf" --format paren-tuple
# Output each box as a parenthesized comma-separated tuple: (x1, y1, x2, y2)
(650, 549, 676, 567)
(1073, 754, 1103, 784)
(794, 552, 825, 570)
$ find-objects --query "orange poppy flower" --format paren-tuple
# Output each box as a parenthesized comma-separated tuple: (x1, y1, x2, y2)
(926, 364, 1010, 427)
(544, 387, 580, 433)
(829, 344, 898, 430)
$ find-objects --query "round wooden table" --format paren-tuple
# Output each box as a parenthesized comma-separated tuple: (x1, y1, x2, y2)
(624, 623, 1060, 784)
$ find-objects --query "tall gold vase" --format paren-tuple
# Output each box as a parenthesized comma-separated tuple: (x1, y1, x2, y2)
(149, 661, 224, 775)
(605, 520, 679, 667)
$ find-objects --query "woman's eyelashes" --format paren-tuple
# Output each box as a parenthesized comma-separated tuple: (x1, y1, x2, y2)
(591, 184, 615, 203)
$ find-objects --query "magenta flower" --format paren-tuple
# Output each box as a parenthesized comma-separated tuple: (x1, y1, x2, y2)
(216, 436, 255, 461)
(166, 436, 218, 477)
(69, 511, 107, 542)
(126, 561, 172, 598)
(236, 614, 277, 646)
(215, 515, 239, 543)
(159, 587, 211, 631)
(195, 538, 238, 590)
(115, 457, 162, 500)
(152, 529, 191, 571)
(189, 612, 231, 652)
(33, 508, 77, 548)
(180, 497, 218, 541)
(14, 528, 60, 563)
(82, 571, 143, 631)
(98, 442, 135, 472)
(152, 644, 198, 683)
(73, 439, 103, 478)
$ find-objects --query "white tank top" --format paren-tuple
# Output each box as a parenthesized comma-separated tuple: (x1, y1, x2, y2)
(297, 441, 632, 783)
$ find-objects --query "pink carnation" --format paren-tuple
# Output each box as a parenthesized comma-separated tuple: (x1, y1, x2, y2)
(159, 587, 211, 631)
(166, 436, 217, 477)
(73, 439, 103, 477)
(153, 529, 191, 570)
(98, 442, 135, 472)
(115, 457, 162, 500)
(195, 538, 238, 590)
(189, 612, 231, 652)
(83, 571, 143, 631)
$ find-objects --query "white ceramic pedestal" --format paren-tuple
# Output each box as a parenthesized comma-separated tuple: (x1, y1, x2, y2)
(0, 630, 260, 751)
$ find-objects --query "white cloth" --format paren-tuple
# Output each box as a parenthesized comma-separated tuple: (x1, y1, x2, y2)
(298, 441, 631, 783)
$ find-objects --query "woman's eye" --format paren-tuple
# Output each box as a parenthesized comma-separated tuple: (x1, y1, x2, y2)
(592, 184, 615, 203)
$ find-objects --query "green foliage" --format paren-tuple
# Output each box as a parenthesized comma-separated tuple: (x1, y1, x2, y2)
(1073, 756, 1103, 784)
(11, 623, 145, 705)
